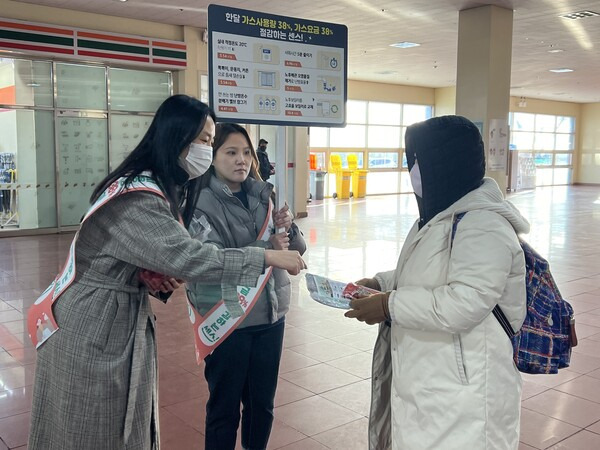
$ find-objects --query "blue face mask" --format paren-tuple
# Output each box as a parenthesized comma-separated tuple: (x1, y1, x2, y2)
(409, 159, 422, 197)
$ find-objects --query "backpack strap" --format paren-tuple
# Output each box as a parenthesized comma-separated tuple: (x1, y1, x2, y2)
(492, 305, 516, 338)
(451, 212, 516, 339)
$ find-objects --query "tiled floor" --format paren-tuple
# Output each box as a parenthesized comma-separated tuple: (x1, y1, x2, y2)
(0, 185, 599, 449)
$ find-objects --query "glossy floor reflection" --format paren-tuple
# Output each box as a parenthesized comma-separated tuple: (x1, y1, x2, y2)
(0, 185, 599, 449)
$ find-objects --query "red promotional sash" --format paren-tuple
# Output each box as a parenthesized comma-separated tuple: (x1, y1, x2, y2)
(187, 200, 274, 364)
(27, 173, 164, 349)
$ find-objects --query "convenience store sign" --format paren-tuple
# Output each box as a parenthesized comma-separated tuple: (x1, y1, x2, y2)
(0, 18, 186, 68)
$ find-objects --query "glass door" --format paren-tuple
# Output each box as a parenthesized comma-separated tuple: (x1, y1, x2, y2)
(56, 111, 108, 227)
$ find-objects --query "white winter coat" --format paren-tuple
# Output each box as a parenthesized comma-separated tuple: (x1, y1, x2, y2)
(369, 178, 529, 450)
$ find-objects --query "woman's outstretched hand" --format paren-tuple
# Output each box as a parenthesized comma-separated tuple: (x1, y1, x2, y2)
(265, 249, 307, 275)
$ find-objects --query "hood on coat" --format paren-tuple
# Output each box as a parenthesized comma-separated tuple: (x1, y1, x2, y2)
(442, 177, 530, 235)
(405, 115, 486, 228)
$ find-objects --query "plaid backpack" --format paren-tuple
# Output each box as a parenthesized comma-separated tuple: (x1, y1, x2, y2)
(452, 212, 577, 374)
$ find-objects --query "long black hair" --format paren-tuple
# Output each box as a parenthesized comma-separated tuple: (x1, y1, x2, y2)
(91, 95, 216, 227)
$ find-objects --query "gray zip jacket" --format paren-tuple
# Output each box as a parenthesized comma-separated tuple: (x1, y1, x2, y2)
(186, 175, 306, 328)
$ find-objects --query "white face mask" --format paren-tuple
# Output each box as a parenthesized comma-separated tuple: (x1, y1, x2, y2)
(180, 143, 213, 179)
(410, 159, 423, 197)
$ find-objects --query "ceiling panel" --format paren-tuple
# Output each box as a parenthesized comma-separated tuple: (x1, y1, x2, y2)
(10, 0, 600, 102)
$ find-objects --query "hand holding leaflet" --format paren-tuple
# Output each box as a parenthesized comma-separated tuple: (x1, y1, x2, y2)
(355, 277, 381, 291)
(344, 292, 391, 325)
(305, 273, 380, 309)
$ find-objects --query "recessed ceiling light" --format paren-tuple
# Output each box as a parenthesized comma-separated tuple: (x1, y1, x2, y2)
(549, 68, 574, 73)
(559, 10, 600, 20)
(389, 42, 420, 49)
(548, 49, 564, 53)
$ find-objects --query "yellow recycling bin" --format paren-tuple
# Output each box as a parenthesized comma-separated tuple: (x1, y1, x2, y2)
(330, 154, 342, 172)
(330, 154, 351, 199)
(346, 154, 368, 198)
(334, 170, 352, 199)
(347, 154, 359, 171)
(352, 169, 368, 198)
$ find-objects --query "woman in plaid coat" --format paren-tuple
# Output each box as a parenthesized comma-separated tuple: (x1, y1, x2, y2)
(28, 95, 305, 450)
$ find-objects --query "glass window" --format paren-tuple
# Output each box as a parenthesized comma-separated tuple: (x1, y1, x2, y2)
(0, 58, 171, 233)
(0, 59, 17, 105)
(553, 168, 571, 185)
(109, 114, 153, 169)
(109, 68, 170, 112)
(509, 112, 575, 189)
(402, 104, 432, 126)
(57, 115, 108, 226)
(310, 152, 326, 170)
(18, 60, 53, 107)
(535, 168, 553, 186)
(200, 74, 209, 104)
(400, 127, 407, 148)
(367, 171, 400, 195)
(555, 133, 574, 151)
(534, 153, 553, 166)
(511, 131, 534, 150)
(330, 152, 363, 169)
(368, 152, 399, 169)
(309, 127, 328, 147)
(535, 114, 556, 132)
(367, 125, 401, 148)
(512, 113, 535, 131)
(57, 63, 107, 110)
(308, 99, 434, 196)
(368, 102, 401, 125)
(400, 171, 413, 192)
(0, 59, 53, 107)
(534, 133, 555, 151)
(556, 116, 574, 133)
(347, 100, 367, 124)
(330, 125, 365, 148)
(0, 109, 57, 230)
(31, 61, 54, 107)
(554, 153, 572, 166)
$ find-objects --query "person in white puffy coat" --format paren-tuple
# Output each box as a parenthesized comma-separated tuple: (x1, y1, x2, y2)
(345, 116, 529, 450)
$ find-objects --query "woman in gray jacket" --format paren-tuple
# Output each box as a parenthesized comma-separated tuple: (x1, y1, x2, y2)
(27, 96, 306, 450)
(186, 123, 306, 450)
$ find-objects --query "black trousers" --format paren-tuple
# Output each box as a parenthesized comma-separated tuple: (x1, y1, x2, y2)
(204, 318, 285, 450)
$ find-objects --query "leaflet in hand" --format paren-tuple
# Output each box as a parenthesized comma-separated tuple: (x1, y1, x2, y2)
(305, 273, 380, 309)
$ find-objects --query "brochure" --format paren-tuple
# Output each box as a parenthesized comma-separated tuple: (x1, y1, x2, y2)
(305, 273, 380, 309)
